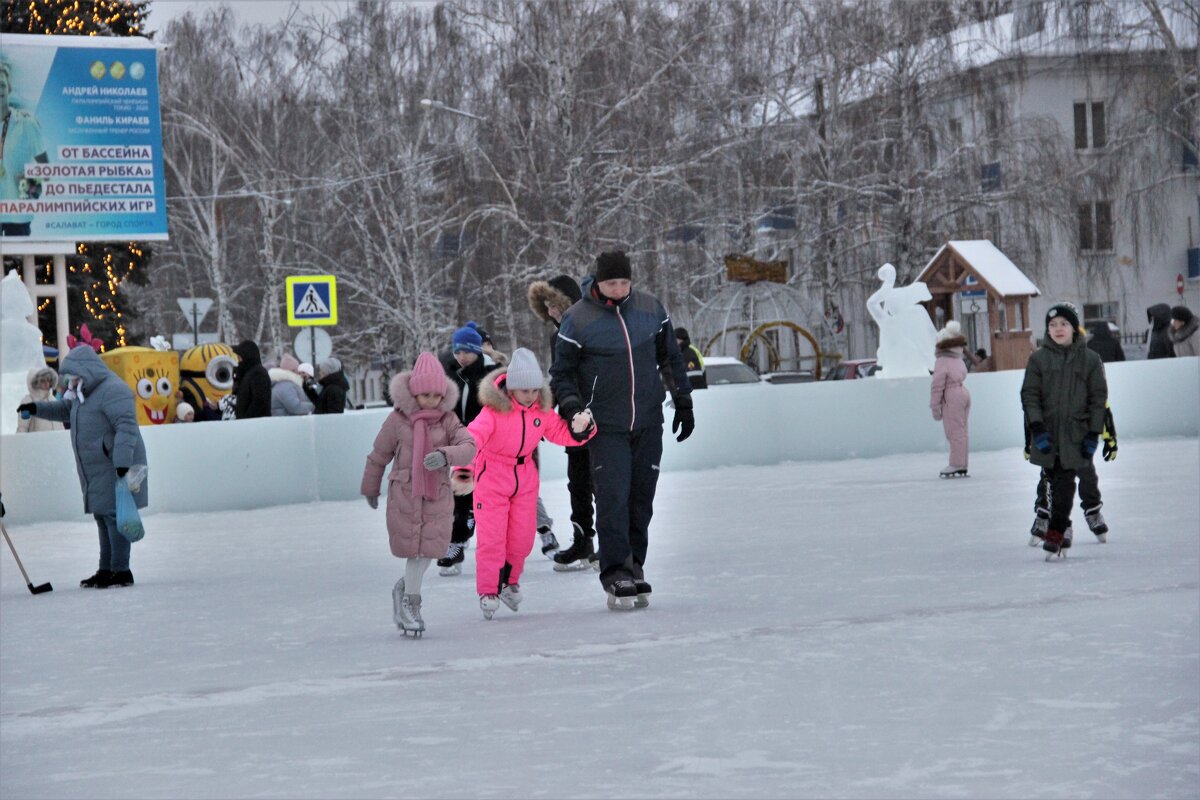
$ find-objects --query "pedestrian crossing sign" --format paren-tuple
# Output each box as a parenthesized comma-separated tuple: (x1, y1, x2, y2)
(286, 275, 338, 327)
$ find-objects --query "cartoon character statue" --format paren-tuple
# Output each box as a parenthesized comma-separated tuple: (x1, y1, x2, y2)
(100, 346, 179, 425)
(177, 343, 237, 418)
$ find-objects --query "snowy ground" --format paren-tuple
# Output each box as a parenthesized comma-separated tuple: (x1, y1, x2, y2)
(2, 437, 1197, 799)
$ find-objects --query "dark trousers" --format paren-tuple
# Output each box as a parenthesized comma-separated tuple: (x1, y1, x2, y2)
(450, 492, 475, 545)
(566, 445, 594, 536)
(589, 426, 663, 588)
(1038, 460, 1081, 532)
(1035, 459, 1101, 523)
(95, 513, 131, 572)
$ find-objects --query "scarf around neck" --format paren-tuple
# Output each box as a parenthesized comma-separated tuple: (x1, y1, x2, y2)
(410, 408, 445, 500)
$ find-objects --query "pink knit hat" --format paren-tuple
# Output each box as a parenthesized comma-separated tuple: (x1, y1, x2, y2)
(408, 351, 446, 396)
(280, 353, 300, 373)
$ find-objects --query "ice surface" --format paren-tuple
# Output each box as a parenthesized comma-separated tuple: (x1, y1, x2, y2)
(2, 438, 1196, 798)
(0, 270, 48, 436)
(868, 263, 938, 378)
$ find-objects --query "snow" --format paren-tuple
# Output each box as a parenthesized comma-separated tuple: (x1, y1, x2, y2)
(0, 270, 46, 436)
(920, 241, 1042, 298)
(867, 263, 938, 378)
(2, 436, 1197, 799)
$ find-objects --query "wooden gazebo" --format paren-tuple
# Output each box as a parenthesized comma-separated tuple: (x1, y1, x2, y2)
(916, 241, 1041, 371)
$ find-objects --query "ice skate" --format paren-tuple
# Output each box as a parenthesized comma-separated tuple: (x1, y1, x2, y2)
(633, 579, 652, 609)
(1029, 515, 1048, 547)
(553, 524, 595, 572)
(538, 527, 560, 559)
(1042, 528, 1069, 561)
(480, 594, 500, 620)
(606, 579, 638, 611)
(499, 583, 523, 612)
(437, 542, 465, 576)
(407, 593, 425, 637)
(938, 466, 969, 478)
(1084, 505, 1108, 539)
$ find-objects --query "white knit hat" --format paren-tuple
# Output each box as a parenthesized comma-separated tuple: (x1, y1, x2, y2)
(505, 348, 544, 390)
(936, 319, 963, 344)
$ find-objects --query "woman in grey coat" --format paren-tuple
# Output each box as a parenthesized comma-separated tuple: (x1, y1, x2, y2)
(17, 345, 148, 588)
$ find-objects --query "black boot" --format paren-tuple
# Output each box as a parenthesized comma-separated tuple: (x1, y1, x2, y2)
(80, 569, 114, 589)
(552, 526, 594, 571)
(109, 570, 135, 587)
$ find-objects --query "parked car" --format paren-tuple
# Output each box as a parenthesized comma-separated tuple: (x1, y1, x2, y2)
(823, 358, 879, 380)
(702, 356, 764, 385)
(762, 370, 818, 384)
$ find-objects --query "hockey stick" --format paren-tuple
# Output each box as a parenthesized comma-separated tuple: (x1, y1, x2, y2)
(0, 521, 53, 594)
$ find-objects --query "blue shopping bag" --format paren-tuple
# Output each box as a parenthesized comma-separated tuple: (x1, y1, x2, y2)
(115, 476, 145, 543)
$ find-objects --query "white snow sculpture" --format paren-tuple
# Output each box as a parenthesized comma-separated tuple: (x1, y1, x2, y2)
(0, 270, 49, 434)
(866, 263, 937, 379)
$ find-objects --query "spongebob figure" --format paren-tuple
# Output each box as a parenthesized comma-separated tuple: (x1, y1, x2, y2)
(100, 347, 179, 425)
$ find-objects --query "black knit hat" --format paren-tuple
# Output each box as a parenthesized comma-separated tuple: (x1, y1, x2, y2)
(595, 250, 632, 282)
(1171, 305, 1194, 324)
(548, 274, 582, 305)
(1045, 301, 1081, 334)
(675, 327, 691, 345)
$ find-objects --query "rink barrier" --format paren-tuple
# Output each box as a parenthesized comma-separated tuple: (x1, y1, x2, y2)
(1, 357, 1196, 525)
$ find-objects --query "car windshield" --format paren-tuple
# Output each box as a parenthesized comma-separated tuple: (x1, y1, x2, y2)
(706, 363, 761, 385)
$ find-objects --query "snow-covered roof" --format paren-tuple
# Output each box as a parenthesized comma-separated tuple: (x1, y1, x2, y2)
(919, 240, 1040, 297)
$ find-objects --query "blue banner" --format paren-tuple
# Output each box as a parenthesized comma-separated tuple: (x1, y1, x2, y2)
(0, 34, 167, 241)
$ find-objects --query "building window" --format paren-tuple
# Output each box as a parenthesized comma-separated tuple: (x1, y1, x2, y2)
(981, 162, 1002, 192)
(988, 211, 1002, 249)
(1074, 101, 1106, 149)
(948, 117, 963, 147)
(1014, 1, 1045, 39)
(1084, 302, 1120, 322)
(1078, 201, 1113, 252)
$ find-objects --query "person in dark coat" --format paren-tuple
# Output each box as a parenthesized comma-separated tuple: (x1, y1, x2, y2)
(17, 345, 148, 588)
(674, 327, 707, 389)
(528, 273, 596, 568)
(1021, 301, 1108, 558)
(550, 250, 694, 609)
(1086, 321, 1125, 363)
(1146, 303, 1176, 359)
(435, 321, 491, 575)
(310, 357, 349, 413)
(232, 340, 272, 419)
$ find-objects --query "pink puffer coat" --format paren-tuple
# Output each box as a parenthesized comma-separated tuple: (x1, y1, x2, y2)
(361, 371, 476, 559)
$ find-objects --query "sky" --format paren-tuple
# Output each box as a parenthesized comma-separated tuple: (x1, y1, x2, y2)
(2, 437, 1197, 798)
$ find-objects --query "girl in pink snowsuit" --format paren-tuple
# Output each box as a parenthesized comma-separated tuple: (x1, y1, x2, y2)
(930, 320, 972, 477)
(468, 348, 595, 619)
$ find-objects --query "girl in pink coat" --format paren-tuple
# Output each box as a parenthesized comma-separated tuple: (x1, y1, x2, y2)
(930, 320, 971, 478)
(468, 348, 595, 619)
(361, 352, 476, 636)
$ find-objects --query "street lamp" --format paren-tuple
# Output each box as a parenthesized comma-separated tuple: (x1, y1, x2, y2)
(419, 98, 488, 122)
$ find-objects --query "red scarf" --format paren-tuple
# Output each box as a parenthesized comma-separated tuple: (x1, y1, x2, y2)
(409, 408, 445, 500)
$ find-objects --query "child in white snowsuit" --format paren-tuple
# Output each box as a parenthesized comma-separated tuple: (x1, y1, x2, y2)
(361, 352, 476, 636)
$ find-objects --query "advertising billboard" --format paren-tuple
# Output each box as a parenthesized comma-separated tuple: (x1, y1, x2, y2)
(0, 34, 167, 241)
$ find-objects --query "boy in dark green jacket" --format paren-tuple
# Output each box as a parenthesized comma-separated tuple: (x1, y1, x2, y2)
(1020, 301, 1108, 559)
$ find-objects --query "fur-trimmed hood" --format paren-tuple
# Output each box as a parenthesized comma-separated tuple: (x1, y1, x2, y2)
(389, 369, 461, 417)
(477, 366, 553, 414)
(268, 367, 304, 387)
(528, 280, 577, 325)
(935, 335, 967, 352)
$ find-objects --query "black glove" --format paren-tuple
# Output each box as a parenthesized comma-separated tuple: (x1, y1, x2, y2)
(672, 394, 694, 443)
(558, 400, 583, 424)
(116, 467, 129, 478)
(1029, 421, 1051, 454)
(1081, 432, 1100, 459)
(17, 402, 36, 418)
(1102, 435, 1117, 462)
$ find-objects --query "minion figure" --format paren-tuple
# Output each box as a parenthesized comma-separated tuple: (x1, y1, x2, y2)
(178, 343, 237, 419)
(99, 347, 179, 425)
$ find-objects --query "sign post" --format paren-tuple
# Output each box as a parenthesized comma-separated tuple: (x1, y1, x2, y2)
(176, 297, 213, 347)
(1178, 273, 1186, 297)
(286, 276, 337, 366)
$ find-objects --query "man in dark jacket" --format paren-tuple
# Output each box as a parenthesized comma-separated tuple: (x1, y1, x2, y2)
(232, 340, 272, 419)
(550, 251, 694, 610)
(435, 322, 491, 575)
(1146, 303, 1176, 359)
(307, 357, 349, 414)
(675, 326, 707, 389)
(1086, 321, 1125, 363)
